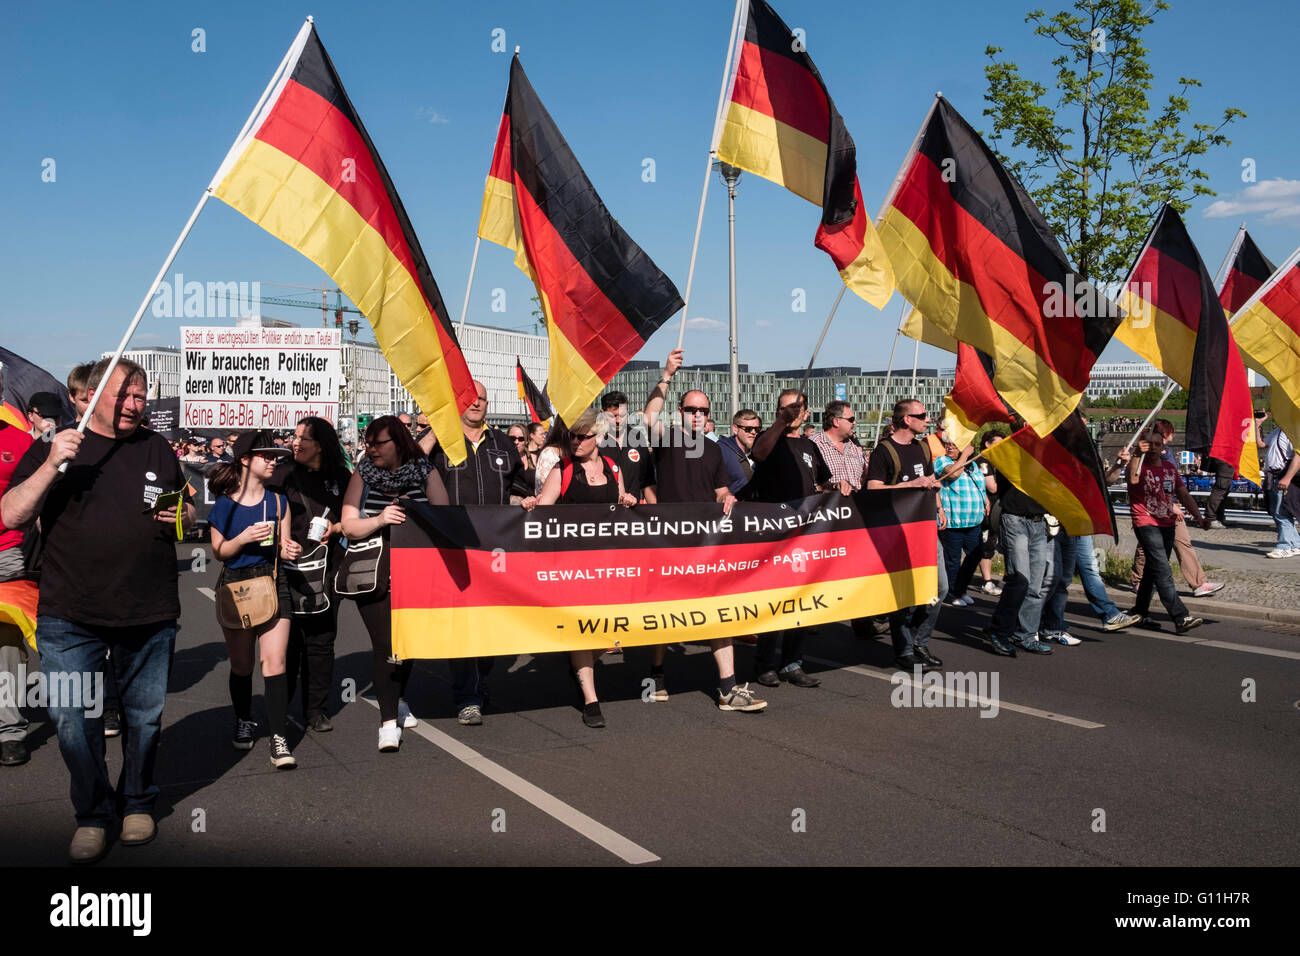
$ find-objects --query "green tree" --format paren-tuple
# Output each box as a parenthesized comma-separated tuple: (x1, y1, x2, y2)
(983, 0, 1244, 284)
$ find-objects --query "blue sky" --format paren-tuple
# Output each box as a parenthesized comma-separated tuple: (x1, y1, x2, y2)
(3, 0, 1297, 383)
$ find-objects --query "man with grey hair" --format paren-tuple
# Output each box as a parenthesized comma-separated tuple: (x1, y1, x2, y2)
(2, 356, 194, 862)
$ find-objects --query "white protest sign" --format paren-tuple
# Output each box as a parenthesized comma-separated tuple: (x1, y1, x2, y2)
(181, 326, 341, 430)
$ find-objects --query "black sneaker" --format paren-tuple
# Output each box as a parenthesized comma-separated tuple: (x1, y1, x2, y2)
(306, 712, 333, 733)
(232, 718, 257, 751)
(983, 632, 1017, 657)
(103, 707, 121, 738)
(269, 734, 297, 769)
(1175, 615, 1203, 634)
(582, 702, 605, 729)
(1133, 614, 1162, 631)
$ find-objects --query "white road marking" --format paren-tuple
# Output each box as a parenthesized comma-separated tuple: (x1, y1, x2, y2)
(805, 656, 1105, 729)
(1140, 632, 1300, 660)
(197, 587, 215, 601)
(358, 697, 659, 865)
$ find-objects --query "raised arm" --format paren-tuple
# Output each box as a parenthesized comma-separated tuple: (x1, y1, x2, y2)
(642, 349, 682, 435)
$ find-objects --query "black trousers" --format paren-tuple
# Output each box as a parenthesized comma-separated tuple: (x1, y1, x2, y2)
(354, 590, 412, 724)
(286, 601, 340, 719)
(755, 629, 806, 674)
(1205, 459, 1235, 522)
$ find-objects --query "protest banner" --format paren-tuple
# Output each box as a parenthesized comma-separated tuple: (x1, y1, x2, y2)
(181, 325, 341, 431)
(390, 490, 937, 659)
(146, 396, 181, 439)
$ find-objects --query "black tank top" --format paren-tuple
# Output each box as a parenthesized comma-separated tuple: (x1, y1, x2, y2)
(558, 456, 618, 504)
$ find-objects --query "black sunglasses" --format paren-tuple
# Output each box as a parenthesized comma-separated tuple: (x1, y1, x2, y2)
(907, 410, 930, 420)
(681, 405, 710, 415)
(570, 432, 597, 441)
(836, 415, 856, 423)
(738, 424, 760, 434)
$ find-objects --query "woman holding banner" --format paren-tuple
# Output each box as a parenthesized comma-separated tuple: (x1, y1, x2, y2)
(522, 409, 635, 729)
(207, 431, 296, 769)
(339, 416, 449, 753)
(277, 416, 352, 734)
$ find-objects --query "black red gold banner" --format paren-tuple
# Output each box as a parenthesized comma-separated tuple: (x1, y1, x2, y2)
(390, 491, 937, 658)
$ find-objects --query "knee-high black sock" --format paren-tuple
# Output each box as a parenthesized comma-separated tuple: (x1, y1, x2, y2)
(229, 672, 253, 720)
(264, 673, 289, 739)
(398, 659, 414, 699)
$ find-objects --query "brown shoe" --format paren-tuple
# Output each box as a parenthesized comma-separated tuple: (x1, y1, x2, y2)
(120, 813, 156, 846)
(69, 826, 107, 864)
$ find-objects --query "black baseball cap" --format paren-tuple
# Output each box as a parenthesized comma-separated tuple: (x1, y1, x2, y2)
(27, 392, 63, 422)
(231, 430, 291, 461)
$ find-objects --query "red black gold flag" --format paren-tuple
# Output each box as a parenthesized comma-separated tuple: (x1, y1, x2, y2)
(1117, 205, 1256, 478)
(209, 21, 476, 463)
(478, 56, 683, 427)
(714, 0, 893, 308)
(1219, 230, 1276, 318)
(0, 346, 76, 430)
(515, 357, 552, 425)
(946, 344, 1115, 538)
(1231, 248, 1300, 445)
(0, 579, 39, 652)
(877, 96, 1119, 437)
(389, 493, 936, 658)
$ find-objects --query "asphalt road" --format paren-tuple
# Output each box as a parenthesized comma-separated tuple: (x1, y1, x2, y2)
(2, 543, 1298, 867)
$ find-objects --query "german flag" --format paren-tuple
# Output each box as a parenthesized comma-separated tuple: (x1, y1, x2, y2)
(877, 96, 1119, 438)
(0, 346, 76, 429)
(478, 56, 683, 427)
(715, 0, 893, 308)
(1219, 229, 1276, 318)
(0, 578, 39, 652)
(1116, 205, 1256, 478)
(208, 21, 476, 463)
(515, 357, 551, 425)
(900, 307, 960, 355)
(1231, 248, 1300, 445)
(946, 344, 1115, 538)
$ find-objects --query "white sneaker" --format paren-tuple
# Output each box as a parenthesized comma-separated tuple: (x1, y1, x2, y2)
(1267, 547, 1300, 558)
(378, 724, 401, 753)
(1192, 582, 1224, 597)
(1053, 632, 1082, 645)
(397, 699, 418, 729)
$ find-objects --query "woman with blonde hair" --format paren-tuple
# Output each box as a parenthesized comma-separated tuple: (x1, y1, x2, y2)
(521, 408, 635, 728)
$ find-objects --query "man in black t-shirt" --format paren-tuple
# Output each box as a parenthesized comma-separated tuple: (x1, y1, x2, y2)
(866, 398, 946, 671)
(1, 357, 194, 863)
(640, 349, 764, 713)
(747, 390, 840, 689)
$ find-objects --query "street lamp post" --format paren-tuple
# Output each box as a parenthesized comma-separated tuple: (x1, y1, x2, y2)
(716, 161, 742, 419)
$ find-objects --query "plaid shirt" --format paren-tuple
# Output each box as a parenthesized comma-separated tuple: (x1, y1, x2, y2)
(934, 455, 986, 528)
(812, 431, 867, 490)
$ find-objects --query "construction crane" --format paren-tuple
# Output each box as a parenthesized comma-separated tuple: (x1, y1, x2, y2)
(256, 284, 364, 330)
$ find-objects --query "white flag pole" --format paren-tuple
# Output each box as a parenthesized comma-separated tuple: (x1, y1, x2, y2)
(676, 0, 745, 350)
(1213, 222, 1246, 295)
(873, 300, 910, 443)
(1121, 378, 1181, 456)
(74, 16, 315, 470)
(797, 286, 847, 399)
(457, 233, 482, 333)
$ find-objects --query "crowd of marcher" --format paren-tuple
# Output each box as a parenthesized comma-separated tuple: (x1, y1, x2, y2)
(0, 348, 1296, 865)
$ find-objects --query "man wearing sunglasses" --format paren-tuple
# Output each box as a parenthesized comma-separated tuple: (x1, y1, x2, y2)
(746, 389, 842, 688)
(640, 349, 764, 713)
(866, 398, 946, 671)
(811, 401, 867, 493)
(717, 409, 761, 495)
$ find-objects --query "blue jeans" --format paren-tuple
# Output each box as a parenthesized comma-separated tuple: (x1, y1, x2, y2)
(888, 530, 947, 657)
(1266, 486, 1300, 549)
(35, 616, 176, 828)
(997, 514, 1053, 643)
(939, 525, 982, 601)
(1133, 525, 1189, 621)
(1040, 534, 1120, 634)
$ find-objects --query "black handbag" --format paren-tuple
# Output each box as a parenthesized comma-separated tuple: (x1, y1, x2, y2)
(285, 543, 331, 615)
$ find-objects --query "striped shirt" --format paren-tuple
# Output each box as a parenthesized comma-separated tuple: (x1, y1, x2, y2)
(811, 432, 867, 490)
(934, 455, 986, 529)
(361, 481, 428, 518)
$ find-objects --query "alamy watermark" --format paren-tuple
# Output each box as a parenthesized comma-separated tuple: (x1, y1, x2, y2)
(0, 664, 102, 717)
(890, 666, 1000, 718)
(151, 272, 261, 319)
